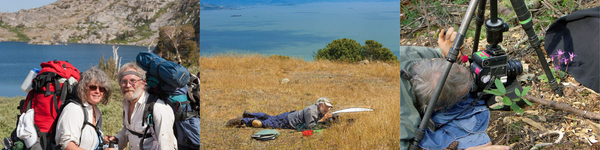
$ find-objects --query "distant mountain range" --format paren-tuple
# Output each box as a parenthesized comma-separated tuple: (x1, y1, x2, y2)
(200, 0, 395, 8)
(0, 0, 199, 46)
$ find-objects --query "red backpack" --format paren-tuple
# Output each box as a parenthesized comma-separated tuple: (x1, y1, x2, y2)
(16, 60, 80, 149)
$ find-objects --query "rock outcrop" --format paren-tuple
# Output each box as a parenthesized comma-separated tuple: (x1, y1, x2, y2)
(0, 0, 199, 46)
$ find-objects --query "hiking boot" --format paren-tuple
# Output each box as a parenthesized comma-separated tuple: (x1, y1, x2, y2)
(252, 119, 263, 128)
(226, 116, 243, 128)
(242, 110, 252, 118)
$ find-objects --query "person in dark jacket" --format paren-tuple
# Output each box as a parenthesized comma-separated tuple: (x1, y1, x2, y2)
(226, 97, 334, 130)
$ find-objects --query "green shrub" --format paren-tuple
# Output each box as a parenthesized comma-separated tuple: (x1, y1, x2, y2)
(314, 38, 397, 63)
(362, 40, 397, 62)
(314, 38, 363, 63)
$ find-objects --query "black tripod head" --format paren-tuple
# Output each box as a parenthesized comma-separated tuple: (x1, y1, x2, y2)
(485, 18, 509, 53)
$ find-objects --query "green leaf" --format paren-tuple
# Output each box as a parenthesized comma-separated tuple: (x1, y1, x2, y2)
(484, 89, 503, 96)
(503, 96, 512, 105)
(518, 108, 524, 115)
(521, 87, 530, 97)
(523, 99, 533, 106)
(513, 98, 521, 102)
(495, 79, 506, 94)
(515, 89, 521, 97)
(493, 104, 504, 109)
(511, 103, 522, 114)
(538, 74, 548, 82)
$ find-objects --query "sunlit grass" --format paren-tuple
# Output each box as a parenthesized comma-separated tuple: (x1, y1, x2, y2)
(200, 53, 399, 149)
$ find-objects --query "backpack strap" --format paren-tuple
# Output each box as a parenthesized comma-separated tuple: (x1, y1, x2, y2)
(126, 128, 152, 138)
(141, 94, 160, 127)
(171, 101, 199, 121)
(139, 94, 160, 150)
(155, 61, 166, 79)
(53, 78, 73, 117)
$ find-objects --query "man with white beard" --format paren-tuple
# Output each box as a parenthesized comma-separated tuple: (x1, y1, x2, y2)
(104, 63, 177, 150)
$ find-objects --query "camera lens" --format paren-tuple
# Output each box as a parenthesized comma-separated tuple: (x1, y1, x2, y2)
(506, 59, 523, 79)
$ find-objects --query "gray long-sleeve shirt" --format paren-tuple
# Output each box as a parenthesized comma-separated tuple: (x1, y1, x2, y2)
(287, 104, 323, 129)
(400, 46, 443, 150)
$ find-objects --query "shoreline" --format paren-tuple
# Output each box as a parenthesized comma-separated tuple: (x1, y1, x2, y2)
(0, 41, 157, 48)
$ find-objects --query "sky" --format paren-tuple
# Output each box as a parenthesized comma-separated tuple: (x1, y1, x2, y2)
(0, 0, 57, 13)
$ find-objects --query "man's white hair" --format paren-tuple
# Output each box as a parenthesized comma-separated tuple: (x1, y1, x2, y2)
(410, 58, 472, 112)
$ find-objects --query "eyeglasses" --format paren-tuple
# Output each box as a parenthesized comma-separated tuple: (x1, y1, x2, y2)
(88, 85, 106, 92)
(120, 79, 143, 86)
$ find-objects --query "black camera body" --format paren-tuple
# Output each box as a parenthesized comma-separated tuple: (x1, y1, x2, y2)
(470, 18, 523, 92)
(470, 48, 523, 92)
(469, 46, 524, 111)
(471, 49, 507, 92)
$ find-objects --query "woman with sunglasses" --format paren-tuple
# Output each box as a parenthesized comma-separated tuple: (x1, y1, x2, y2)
(55, 67, 115, 150)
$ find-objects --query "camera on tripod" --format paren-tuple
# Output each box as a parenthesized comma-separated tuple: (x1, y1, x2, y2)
(410, 0, 561, 148)
(469, 18, 523, 92)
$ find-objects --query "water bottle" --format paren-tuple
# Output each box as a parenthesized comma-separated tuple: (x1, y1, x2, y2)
(20, 68, 40, 93)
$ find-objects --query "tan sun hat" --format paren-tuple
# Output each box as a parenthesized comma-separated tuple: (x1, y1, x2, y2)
(317, 97, 333, 108)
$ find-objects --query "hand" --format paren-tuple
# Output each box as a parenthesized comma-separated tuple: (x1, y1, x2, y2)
(103, 135, 116, 144)
(319, 113, 334, 122)
(437, 27, 462, 58)
(323, 113, 333, 120)
(104, 148, 116, 150)
(465, 142, 510, 150)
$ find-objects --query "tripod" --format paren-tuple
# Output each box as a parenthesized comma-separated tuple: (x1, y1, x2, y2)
(409, 0, 561, 149)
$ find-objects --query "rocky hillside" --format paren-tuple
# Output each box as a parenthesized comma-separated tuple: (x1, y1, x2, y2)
(0, 0, 198, 46)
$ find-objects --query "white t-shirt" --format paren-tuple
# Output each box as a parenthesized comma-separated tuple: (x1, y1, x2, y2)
(55, 101, 102, 150)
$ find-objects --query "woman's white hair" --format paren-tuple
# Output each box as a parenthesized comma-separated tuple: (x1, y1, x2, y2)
(410, 58, 472, 112)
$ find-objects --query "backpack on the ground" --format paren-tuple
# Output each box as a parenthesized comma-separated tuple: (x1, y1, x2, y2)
(135, 52, 200, 150)
(3, 60, 80, 150)
(251, 129, 280, 141)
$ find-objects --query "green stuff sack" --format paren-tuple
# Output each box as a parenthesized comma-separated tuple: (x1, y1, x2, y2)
(251, 129, 280, 141)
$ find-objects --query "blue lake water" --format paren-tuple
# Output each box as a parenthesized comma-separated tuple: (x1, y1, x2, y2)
(0, 42, 154, 97)
(200, 2, 400, 61)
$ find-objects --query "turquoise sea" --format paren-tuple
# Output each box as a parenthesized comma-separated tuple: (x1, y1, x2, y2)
(200, 2, 400, 60)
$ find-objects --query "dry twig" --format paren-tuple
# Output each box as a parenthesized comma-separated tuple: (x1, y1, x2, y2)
(541, 0, 564, 16)
(530, 130, 564, 150)
(524, 95, 600, 120)
(521, 117, 548, 131)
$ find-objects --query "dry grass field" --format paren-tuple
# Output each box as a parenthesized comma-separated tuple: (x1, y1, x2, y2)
(200, 54, 400, 149)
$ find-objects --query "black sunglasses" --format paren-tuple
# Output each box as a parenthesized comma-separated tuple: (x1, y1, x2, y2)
(88, 85, 106, 92)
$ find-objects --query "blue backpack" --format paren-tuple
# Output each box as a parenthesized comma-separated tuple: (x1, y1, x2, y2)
(136, 51, 190, 88)
(135, 52, 200, 150)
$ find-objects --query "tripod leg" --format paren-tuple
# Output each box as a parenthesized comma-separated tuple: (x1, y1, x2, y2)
(510, 0, 562, 95)
(447, 0, 480, 63)
(472, 0, 487, 57)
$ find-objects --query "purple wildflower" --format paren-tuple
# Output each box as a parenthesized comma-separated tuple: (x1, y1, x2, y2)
(562, 58, 569, 65)
(569, 52, 577, 62)
(550, 55, 556, 61)
(554, 65, 560, 71)
(557, 49, 565, 56)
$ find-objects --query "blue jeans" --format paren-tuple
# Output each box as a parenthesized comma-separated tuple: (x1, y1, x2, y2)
(242, 112, 292, 129)
(419, 94, 491, 149)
